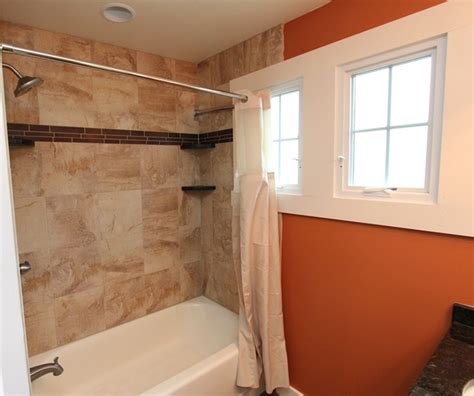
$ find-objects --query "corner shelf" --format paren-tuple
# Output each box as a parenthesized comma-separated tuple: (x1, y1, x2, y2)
(180, 143, 215, 150)
(8, 137, 35, 147)
(181, 185, 216, 192)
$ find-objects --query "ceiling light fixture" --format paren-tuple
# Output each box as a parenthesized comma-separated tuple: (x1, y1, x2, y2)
(102, 3, 136, 23)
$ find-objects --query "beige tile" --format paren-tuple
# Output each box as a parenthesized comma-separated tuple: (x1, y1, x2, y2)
(211, 142, 233, 188)
(95, 190, 143, 239)
(95, 144, 141, 192)
(144, 267, 181, 314)
(104, 276, 146, 328)
(9, 146, 43, 199)
(213, 186, 232, 223)
(144, 238, 179, 274)
(92, 74, 139, 130)
(176, 91, 198, 132)
(137, 51, 174, 79)
(201, 224, 213, 252)
(199, 150, 213, 184)
(243, 25, 283, 75)
(37, 62, 95, 127)
(92, 42, 137, 71)
(218, 43, 244, 85)
(205, 263, 239, 313)
(213, 218, 232, 266)
(99, 235, 144, 283)
(14, 197, 48, 254)
(45, 194, 98, 250)
(20, 250, 52, 318)
(25, 306, 57, 356)
(140, 145, 179, 189)
(180, 261, 204, 300)
(201, 194, 213, 227)
(49, 243, 103, 298)
(143, 197, 178, 271)
(142, 187, 178, 218)
(142, 188, 179, 273)
(40, 143, 97, 196)
(138, 80, 176, 132)
(179, 225, 201, 264)
(178, 190, 201, 227)
(33, 29, 92, 61)
(178, 150, 201, 185)
(55, 286, 105, 345)
(264, 25, 284, 67)
(243, 31, 268, 75)
(174, 60, 198, 85)
(0, 20, 35, 48)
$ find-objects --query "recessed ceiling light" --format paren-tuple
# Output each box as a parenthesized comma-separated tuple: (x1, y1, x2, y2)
(102, 3, 136, 23)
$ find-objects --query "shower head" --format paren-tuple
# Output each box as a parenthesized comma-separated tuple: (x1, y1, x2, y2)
(2, 63, 43, 97)
(14, 75, 43, 97)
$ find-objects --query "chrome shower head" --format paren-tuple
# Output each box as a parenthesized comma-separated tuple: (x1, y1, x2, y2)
(14, 75, 43, 97)
(2, 63, 43, 97)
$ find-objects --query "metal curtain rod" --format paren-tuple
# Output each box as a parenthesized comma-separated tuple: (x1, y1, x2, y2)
(194, 104, 234, 117)
(0, 44, 248, 103)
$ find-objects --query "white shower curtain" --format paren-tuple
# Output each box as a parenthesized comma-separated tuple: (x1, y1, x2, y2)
(232, 90, 289, 394)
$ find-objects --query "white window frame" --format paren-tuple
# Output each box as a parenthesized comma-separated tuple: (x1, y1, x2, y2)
(271, 80, 303, 194)
(336, 36, 446, 204)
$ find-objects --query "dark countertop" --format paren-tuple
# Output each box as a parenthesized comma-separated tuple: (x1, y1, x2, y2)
(410, 304, 474, 396)
(410, 335, 473, 395)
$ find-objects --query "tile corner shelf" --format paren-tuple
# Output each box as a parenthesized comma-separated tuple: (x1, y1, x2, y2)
(8, 137, 35, 147)
(181, 185, 216, 192)
(180, 143, 216, 150)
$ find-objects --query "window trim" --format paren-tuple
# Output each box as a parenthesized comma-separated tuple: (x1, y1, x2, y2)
(336, 36, 446, 204)
(270, 80, 303, 194)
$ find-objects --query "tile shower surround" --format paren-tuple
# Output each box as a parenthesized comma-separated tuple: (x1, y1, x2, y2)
(4, 18, 283, 356)
(7, 123, 233, 145)
(12, 140, 233, 356)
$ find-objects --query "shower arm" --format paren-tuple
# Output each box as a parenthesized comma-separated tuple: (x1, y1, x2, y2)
(0, 43, 248, 103)
(2, 63, 22, 79)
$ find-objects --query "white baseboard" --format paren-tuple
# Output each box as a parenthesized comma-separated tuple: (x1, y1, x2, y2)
(277, 386, 304, 396)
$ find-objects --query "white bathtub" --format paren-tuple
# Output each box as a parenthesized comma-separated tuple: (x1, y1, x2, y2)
(29, 297, 243, 395)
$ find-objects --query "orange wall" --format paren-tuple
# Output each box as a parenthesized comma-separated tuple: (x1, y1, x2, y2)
(284, 0, 446, 59)
(281, 215, 473, 395)
(280, 1, 474, 395)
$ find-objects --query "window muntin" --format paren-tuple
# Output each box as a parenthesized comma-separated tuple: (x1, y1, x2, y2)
(349, 53, 434, 191)
(271, 88, 301, 191)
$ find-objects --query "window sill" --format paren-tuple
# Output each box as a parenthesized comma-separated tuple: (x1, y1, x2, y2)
(334, 190, 436, 205)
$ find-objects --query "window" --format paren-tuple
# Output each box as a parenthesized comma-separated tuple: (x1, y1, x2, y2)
(337, 37, 446, 202)
(271, 85, 301, 192)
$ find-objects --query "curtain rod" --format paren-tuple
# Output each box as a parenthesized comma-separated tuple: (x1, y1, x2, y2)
(0, 44, 248, 103)
(194, 104, 234, 117)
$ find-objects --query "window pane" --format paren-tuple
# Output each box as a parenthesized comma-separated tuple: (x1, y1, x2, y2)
(280, 91, 299, 139)
(353, 68, 389, 131)
(271, 96, 280, 140)
(351, 130, 387, 186)
(279, 140, 299, 186)
(388, 126, 428, 188)
(390, 56, 432, 126)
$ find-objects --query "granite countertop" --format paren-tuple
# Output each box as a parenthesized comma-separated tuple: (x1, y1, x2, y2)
(410, 304, 474, 396)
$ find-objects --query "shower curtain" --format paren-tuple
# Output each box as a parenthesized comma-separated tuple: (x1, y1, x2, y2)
(232, 90, 289, 394)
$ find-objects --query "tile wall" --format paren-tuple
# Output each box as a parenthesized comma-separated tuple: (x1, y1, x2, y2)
(12, 142, 203, 355)
(0, 20, 198, 133)
(3, 19, 284, 354)
(196, 26, 284, 311)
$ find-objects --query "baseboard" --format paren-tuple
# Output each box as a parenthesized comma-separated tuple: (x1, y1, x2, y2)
(278, 386, 304, 396)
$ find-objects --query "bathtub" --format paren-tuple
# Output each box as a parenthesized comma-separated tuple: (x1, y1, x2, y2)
(29, 296, 244, 395)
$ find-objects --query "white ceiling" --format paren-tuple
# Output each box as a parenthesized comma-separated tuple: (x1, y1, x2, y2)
(0, 0, 329, 62)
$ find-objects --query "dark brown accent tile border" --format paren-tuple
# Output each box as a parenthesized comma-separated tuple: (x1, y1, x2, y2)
(7, 123, 234, 146)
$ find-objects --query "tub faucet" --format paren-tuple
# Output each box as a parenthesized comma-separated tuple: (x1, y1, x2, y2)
(30, 357, 64, 382)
